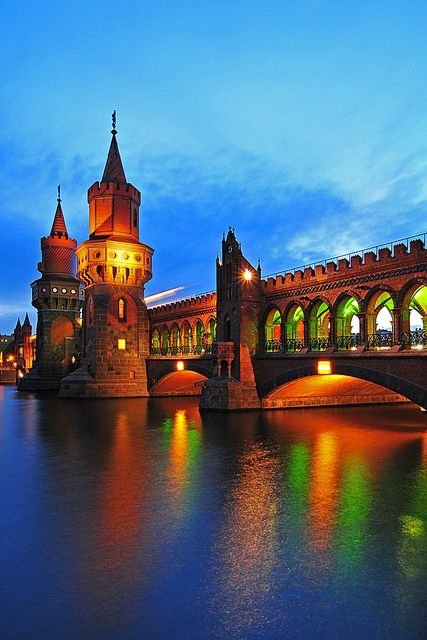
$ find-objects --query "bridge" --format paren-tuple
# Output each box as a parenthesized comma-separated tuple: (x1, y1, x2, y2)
(147, 229, 427, 410)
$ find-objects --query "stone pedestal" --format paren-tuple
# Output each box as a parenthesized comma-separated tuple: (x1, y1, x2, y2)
(199, 378, 260, 411)
(59, 364, 149, 398)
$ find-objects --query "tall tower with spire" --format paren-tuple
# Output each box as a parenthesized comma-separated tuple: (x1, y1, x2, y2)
(59, 113, 154, 397)
(18, 188, 84, 391)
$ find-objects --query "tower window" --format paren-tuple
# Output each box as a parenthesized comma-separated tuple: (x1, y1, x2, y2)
(133, 209, 137, 227)
(118, 297, 126, 321)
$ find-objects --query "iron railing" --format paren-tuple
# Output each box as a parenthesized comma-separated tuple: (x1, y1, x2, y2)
(400, 330, 427, 348)
(308, 337, 330, 351)
(283, 338, 305, 352)
(335, 334, 361, 350)
(366, 332, 393, 348)
(150, 344, 213, 356)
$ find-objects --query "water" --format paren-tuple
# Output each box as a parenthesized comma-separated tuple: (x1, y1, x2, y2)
(1, 386, 427, 640)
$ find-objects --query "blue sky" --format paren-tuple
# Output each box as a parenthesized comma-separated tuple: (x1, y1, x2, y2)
(1, 0, 427, 332)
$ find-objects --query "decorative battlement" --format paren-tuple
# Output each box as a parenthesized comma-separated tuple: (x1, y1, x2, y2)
(262, 234, 427, 292)
(149, 291, 216, 316)
(87, 181, 141, 200)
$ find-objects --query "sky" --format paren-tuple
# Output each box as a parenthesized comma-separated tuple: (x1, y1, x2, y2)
(1, 0, 427, 333)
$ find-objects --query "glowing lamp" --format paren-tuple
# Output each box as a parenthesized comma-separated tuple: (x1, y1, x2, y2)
(317, 360, 331, 375)
(243, 269, 252, 281)
(18, 371, 24, 379)
(176, 360, 184, 371)
(118, 339, 126, 350)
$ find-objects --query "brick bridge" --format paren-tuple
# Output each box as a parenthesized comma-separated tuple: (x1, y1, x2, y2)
(148, 229, 427, 410)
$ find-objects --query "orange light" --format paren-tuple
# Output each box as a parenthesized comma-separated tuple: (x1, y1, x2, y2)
(18, 371, 24, 379)
(176, 360, 184, 371)
(243, 268, 252, 281)
(317, 360, 331, 375)
(118, 339, 126, 350)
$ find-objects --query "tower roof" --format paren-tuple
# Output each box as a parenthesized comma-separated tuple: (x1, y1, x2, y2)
(50, 186, 68, 238)
(14, 318, 21, 331)
(22, 313, 31, 328)
(101, 111, 127, 184)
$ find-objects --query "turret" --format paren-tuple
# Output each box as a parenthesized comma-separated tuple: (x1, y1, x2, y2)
(38, 186, 77, 277)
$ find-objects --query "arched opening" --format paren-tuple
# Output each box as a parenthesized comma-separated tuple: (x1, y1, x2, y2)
(400, 284, 427, 349)
(335, 295, 360, 349)
(193, 320, 204, 354)
(161, 325, 170, 355)
(366, 290, 394, 348)
(308, 300, 330, 351)
(206, 318, 216, 345)
(264, 307, 282, 352)
(150, 370, 208, 396)
(170, 323, 180, 354)
(283, 304, 305, 352)
(151, 328, 161, 354)
(263, 374, 410, 409)
(224, 315, 232, 342)
(181, 321, 192, 354)
(118, 297, 126, 321)
(51, 316, 74, 364)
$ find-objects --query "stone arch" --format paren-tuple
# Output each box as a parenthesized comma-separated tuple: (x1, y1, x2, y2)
(259, 363, 427, 408)
(193, 318, 204, 353)
(180, 320, 192, 354)
(333, 291, 362, 347)
(151, 327, 161, 353)
(170, 322, 180, 353)
(307, 297, 332, 349)
(160, 324, 170, 353)
(264, 305, 282, 351)
(205, 316, 217, 345)
(50, 316, 74, 363)
(364, 285, 397, 345)
(283, 301, 305, 350)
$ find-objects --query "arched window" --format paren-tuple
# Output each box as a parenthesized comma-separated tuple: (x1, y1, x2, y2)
(118, 297, 126, 321)
(88, 298, 93, 325)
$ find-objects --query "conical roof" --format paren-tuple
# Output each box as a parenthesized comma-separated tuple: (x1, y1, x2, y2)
(50, 201, 68, 237)
(23, 313, 31, 328)
(101, 126, 127, 184)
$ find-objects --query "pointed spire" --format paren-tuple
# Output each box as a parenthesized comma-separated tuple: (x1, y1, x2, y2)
(14, 318, 21, 331)
(50, 185, 68, 237)
(23, 313, 31, 328)
(101, 110, 127, 184)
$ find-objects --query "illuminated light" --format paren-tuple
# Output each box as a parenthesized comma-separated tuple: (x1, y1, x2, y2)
(176, 360, 184, 371)
(243, 268, 252, 281)
(351, 346, 357, 351)
(146, 286, 185, 306)
(18, 371, 24, 379)
(52, 287, 58, 293)
(13, 362, 17, 368)
(61, 288, 67, 294)
(71, 356, 76, 364)
(419, 406, 426, 412)
(317, 360, 331, 375)
(118, 339, 126, 350)
(400, 514, 424, 539)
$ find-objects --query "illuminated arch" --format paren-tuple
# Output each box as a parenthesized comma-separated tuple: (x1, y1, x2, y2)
(283, 302, 305, 351)
(365, 287, 396, 348)
(160, 324, 170, 354)
(193, 319, 204, 353)
(398, 280, 427, 348)
(170, 323, 180, 354)
(264, 306, 282, 352)
(206, 317, 217, 344)
(259, 363, 426, 408)
(118, 297, 126, 321)
(334, 292, 361, 349)
(181, 320, 192, 354)
(151, 327, 161, 353)
(307, 298, 331, 350)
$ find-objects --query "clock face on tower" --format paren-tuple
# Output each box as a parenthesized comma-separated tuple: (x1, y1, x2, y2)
(228, 245, 233, 253)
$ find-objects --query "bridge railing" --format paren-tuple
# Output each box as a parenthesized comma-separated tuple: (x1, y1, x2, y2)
(263, 331, 427, 353)
(150, 344, 213, 356)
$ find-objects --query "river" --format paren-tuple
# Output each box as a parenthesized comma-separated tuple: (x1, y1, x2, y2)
(1, 386, 427, 639)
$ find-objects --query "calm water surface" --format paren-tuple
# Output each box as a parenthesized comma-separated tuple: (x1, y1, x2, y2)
(1, 386, 427, 639)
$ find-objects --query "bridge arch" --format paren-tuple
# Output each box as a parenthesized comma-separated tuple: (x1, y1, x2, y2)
(260, 362, 427, 408)
(149, 360, 212, 396)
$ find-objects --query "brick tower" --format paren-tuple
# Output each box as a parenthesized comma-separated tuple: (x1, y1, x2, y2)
(59, 113, 153, 397)
(200, 228, 262, 410)
(18, 189, 84, 391)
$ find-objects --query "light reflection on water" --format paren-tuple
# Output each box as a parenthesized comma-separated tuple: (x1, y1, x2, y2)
(1, 388, 427, 639)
